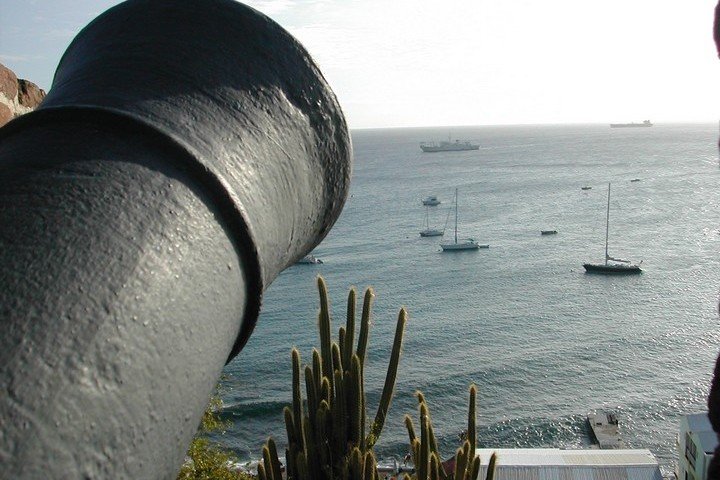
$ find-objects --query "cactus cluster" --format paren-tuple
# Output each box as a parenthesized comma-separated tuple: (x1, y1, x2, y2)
(257, 277, 497, 480)
(402, 385, 496, 480)
(258, 276, 407, 480)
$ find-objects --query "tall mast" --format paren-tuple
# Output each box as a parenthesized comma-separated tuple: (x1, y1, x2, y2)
(605, 182, 611, 265)
(454, 188, 459, 244)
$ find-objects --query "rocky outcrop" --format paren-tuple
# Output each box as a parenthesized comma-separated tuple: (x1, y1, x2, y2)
(17, 79, 45, 109)
(0, 63, 45, 127)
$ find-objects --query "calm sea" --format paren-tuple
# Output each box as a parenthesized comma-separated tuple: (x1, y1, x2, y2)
(217, 123, 720, 476)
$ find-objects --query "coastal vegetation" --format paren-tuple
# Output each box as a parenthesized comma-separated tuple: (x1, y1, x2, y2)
(404, 387, 497, 480)
(177, 393, 253, 480)
(179, 276, 496, 479)
(258, 277, 406, 479)
(256, 276, 496, 480)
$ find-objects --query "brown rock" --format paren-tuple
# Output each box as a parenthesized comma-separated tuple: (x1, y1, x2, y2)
(0, 103, 12, 126)
(17, 79, 45, 109)
(0, 63, 18, 101)
(0, 63, 46, 127)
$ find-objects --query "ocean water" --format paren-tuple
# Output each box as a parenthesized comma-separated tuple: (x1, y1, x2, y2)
(217, 123, 720, 476)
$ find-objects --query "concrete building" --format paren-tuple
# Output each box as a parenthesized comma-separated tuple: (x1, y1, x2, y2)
(676, 413, 718, 480)
(475, 448, 662, 480)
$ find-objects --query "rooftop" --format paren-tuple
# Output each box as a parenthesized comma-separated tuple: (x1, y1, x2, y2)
(685, 412, 712, 432)
(682, 412, 719, 453)
(475, 448, 662, 480)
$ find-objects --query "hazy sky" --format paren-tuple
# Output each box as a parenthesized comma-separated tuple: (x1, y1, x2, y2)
(1, 0, 719, 129)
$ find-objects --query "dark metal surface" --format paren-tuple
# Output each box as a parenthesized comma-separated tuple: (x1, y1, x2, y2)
(710, 6, 720, 478)
(0, 0, 351, 477)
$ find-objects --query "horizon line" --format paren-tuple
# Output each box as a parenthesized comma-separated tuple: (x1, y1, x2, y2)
(349, 119, 720, 131)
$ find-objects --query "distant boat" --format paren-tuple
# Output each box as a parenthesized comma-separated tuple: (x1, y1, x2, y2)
(630, 178, 641, 182)
(422, 195, 441, 206)
(581, 186, 592, 191)
(420, 134, 479, 152)
(583, 183, 642, 274)
(440, 188, 487, 251)
(541, 230, 558, 235)
(297, 254, 323, 264)
(420, 205, 444, 237)
(610, 120, 653, 128)
(376, 456, 414, 477)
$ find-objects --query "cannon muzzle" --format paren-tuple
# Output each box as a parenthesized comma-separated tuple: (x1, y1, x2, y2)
(0, 0, 351, 477)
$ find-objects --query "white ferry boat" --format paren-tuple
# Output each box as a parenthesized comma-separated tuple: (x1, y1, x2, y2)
(420, 136, 479, 152)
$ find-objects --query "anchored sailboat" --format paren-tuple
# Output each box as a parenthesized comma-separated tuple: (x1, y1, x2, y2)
(440, 188, 487, 251)
(583, 183, 642, 274)
(420, 205, 444, 237)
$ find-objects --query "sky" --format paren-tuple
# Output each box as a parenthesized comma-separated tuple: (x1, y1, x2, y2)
(1, 0, 719, 129)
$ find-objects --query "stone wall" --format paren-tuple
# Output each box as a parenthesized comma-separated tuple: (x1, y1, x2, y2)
(0, 63, 45, 127)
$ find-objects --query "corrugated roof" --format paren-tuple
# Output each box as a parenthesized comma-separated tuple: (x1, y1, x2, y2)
(475, 448, 658, 466)
(476, 465, 663, 480)
(474, 449, 662, 480)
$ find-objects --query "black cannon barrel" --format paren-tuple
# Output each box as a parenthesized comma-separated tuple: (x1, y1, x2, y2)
(0, 0, 351, 478)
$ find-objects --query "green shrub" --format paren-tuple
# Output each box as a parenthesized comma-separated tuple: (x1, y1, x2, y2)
(177, 394, 254, 480)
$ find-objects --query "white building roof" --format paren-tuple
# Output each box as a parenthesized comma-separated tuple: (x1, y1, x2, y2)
(475, 448, 662, 480)
(685, 412, 712, 432)
(682, 412, 719, 454)
(697, 431, 719, 454)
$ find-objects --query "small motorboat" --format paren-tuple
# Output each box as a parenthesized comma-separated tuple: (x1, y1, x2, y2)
(296, 254, 323, 264)
(541, 230, 558, 235)
(581, 186, 592, 191)
(377, 456, 414, 477)
(422, 195, 441, 206)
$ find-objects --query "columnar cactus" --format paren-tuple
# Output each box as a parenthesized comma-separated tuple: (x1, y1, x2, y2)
(402, 385, 497, 480)
(258, 276, 407, 480)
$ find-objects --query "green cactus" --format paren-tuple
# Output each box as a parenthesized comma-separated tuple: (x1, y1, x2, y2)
(258, 276, 406, 480)
(258, 277, 499, 480)
(367, 305, 405, 449)
(402, 385, 497, 480)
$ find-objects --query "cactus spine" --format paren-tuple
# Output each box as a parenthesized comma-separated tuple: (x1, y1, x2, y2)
(259, 276, 406, 480)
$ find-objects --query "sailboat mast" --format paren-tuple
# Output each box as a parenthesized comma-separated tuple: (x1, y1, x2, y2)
(605, 182, 611, 265)
(454, 188, 459, 244)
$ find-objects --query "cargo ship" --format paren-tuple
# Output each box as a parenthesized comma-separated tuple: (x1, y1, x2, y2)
(420, 136, 479, 152)
(609, 120, 653, 128)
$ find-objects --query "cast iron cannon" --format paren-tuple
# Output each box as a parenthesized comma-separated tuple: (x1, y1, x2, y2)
(0, 0, 351, 477)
